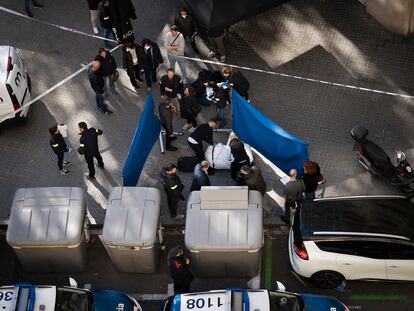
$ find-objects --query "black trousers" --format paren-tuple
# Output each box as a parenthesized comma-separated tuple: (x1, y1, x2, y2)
(230, 160, 248, 180)
(128, 64, 141, 88)
(84, 151, 104, 178)
(143, 68, 157, 87)
(174, 282, 190, 295)
(285, 200, 301, 222)
(188, 141, 204, 162)
(167, 197, 179, 218)
(163, 125, 173, 147)
(56, 152, 64, 170)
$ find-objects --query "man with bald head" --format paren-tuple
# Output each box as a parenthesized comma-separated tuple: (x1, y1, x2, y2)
(88, 60, 112, 114)
(281, 168, 303, 224)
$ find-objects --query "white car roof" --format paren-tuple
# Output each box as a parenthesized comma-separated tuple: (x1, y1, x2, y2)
(0, 285, 56, 311)
(0, 45, 11, 85)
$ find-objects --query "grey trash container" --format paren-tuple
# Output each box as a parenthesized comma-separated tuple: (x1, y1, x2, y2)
(6, 187, 87, 273)
(185, 186, 263, 278)
(102, 187, 162, 273)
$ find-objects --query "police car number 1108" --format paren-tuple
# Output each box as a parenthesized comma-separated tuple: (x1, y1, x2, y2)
(181, 293, 228, 311)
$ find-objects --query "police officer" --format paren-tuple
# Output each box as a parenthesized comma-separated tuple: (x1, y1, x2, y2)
(229, 132, 250, 180)
(160, 163, 185, 219)
(77, 122, 104, 180)
(168, 246, 193, 294)
(49, 125, 71, 175)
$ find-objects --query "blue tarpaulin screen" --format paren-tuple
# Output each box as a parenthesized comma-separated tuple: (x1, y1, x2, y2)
(122, 94, 161, 186)
(232, 90, 308, 174)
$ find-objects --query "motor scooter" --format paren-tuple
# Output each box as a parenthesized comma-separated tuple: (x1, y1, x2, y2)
(350, 126, 414, 193)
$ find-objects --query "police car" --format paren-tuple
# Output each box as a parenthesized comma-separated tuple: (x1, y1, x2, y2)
(0, 282, 142, 311)
(162, 285, 348, 311)
(0, 46, 31, 126)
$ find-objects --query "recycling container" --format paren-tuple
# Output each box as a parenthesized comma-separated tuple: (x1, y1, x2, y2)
(6, 187, 87, 273)
(185, 186, 263, 278)
(102, 187, 162, 273)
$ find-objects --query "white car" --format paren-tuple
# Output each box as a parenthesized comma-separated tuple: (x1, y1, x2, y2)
(289, 195, 414, 289)
(0, 46, 31, 126)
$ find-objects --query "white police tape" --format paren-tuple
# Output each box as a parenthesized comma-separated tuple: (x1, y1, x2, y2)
(178, 55, 414, 100)
(0, 5, 118, 43)
(15, 44, 123, 114)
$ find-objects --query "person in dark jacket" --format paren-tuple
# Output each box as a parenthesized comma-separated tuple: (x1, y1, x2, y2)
(160, 68, 184, 100)
(180, 86, 200, 132)
(174, 8, 199, 53)
(49, 125, 71, 175)
(187, 119, 217, 163)
(208, 26, 226, 62)
(160, 164, 185, 218)
(25, 0, 43, 18)
(98, 0, 113, 49)
(95, 48, 117, 94)
(138, 39, 163, 90)
(86, 0, 101, 34)
(88, 61, 111, 114)
(222, 66, 250, 99)
(159, 97, 178, 152)
(108, 0, 136, 43)
(228, 132, 250, 180)
(211, 82, 229, 128)
(77, 122, 104, 180)
(281, 169, 303, 224)
(190, 161, 210, 191)
(168, 246, 193, 294)
(240, 165, 266, 196)
(301, 161, 319, 199)
(123, 40, 143, 92)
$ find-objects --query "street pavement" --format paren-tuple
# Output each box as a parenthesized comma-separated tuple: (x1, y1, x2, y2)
(0, 0, 414, 309)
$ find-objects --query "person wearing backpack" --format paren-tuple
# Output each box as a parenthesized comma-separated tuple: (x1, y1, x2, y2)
(180, 86, 200, 132)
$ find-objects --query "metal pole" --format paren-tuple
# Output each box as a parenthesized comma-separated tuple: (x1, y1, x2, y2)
(159, 131, 165, 153)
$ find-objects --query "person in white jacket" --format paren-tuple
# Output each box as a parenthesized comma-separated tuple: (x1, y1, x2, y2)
(165, 25, 187, 83)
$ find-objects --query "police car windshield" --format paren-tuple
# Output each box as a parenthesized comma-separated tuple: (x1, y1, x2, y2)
(55, 288, 91, 311)
(268, 291, 302, 311)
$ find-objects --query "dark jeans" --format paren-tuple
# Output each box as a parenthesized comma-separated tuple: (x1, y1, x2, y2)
(84, 151, 104, 178)
(216, 106, 226, 121)
(167, 198, 179, 218)
(186, 117, 197, 128)
(57, 152, 64, 170)
(163, 125, 173, 147)
(128, 64, 141, 88)
(188, 141, 204, 162)
(95, 92, 108, 112)
(143, 68, 157, 87)
(103, 28, 112, 49)
(174, 282, 190, 295)
(25, 0, 39, 14)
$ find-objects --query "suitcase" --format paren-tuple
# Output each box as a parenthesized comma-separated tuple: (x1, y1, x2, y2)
(177, 156, 199, 172)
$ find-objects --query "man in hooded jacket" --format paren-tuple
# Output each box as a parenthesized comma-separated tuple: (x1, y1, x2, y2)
(168, 246, 194, 294)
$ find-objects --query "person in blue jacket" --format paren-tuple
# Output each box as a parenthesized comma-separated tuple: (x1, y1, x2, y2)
(190, 161, 211, 191)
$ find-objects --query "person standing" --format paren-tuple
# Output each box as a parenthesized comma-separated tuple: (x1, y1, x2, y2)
(281, 169, 303, 224)
(95, 48, 117, 95)
(159, 97, 178, 152)
(208, 26, 226, 62)
(239, 165, 266, 196)
(138, 39, 163, 91)
(229, 132, 250, 180)
(49, 125, 71, 175)
(160, 68, 184, 104)
(174, 8, 199, 53)
(168, 246, 193, 294)
(98, 0, 113, 49)
(88, 61, 112, 114)
(24, 0, 43, 18)
(160, 164, 185, 219)
(123, 40, 143, 92)
(164, 25, 187, 83)
(77, 122, 104, 180)
(190, 161, 211, 191)
(86, 0, 101, 34)
(211, 82, 229, 129)
(180, 86, 200, 132)
(187, 119, 217, 163)
(222, 66, 250, 100)
(302, 161, 319, 200)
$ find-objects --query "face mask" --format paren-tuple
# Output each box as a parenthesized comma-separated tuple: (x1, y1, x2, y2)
(223, 74, 230, 78)
(181, 14, 187, 18)
(203, 83, 208, 86)
(145, 46, 150, 50)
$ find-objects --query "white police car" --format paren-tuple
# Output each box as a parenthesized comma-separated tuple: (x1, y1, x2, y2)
(162, 285, 348, 311)
(0, 46, 31, 126)
(0, 281, 142, 311)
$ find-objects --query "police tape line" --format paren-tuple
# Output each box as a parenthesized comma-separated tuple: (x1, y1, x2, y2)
(15, 44, 123, 114)
(178, 55, 414, 100)
(0, 5, 118, 43)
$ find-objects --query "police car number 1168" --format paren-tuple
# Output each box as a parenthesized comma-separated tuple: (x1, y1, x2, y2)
(181, 293, 228, 311)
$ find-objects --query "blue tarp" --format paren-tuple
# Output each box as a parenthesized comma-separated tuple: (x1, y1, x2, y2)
(232, 90, 308, 175)
(122, 94, 161, 186)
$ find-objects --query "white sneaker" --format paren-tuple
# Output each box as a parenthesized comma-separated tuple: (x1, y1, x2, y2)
(182, 123, 192, 130)
(208, 51, 215, 58)
(63, 161, 71, 167)
(93, 27, 99, 35)
(220, 56, 226, 63)
(174, 214, 184, 219)
(188, 126, 196, 133)
(59, 169, 70, 175)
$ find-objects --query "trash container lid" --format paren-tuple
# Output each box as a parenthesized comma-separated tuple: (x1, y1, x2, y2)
(6, 187, 86, 247)
(185, 189, 263, 251)
(102, 187, 161, 247)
